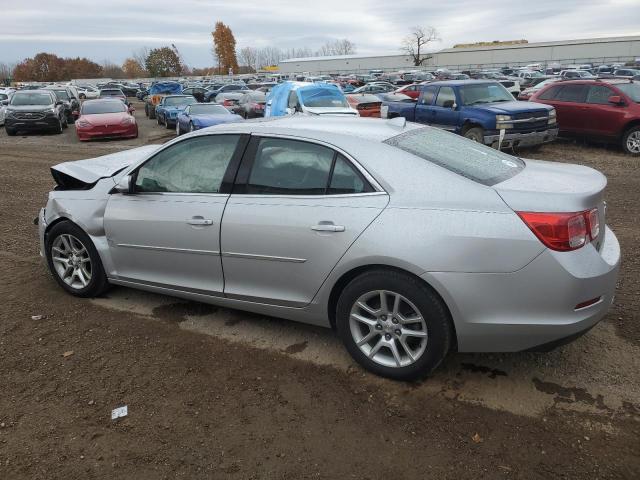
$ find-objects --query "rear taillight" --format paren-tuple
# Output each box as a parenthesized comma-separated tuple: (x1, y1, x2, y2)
(223, 100, 232, 106)
(517, 210, 600, 252)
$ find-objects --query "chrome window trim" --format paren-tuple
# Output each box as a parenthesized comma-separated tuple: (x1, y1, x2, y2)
(228, 191, 387, 201)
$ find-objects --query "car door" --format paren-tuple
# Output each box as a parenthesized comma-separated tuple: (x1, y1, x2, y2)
(581, 85, 626, 139)
(104, 134, 248, 294)
(429, 86, 460, 131)
(220, 136, 389, 307)
(551, 84, 589, 133)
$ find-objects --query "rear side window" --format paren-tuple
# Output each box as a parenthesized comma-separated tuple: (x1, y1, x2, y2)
(537, 85, 561, 100)
(435, 87, 456, 107)
(328, 155, 367, 194)
(421, 87, 437, 105)
(385, 127, 524, 186)
(586, 86, 614, 104)
(554, 85, 588, 103)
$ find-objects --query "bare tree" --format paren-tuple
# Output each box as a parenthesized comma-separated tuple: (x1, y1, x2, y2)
(256, 47, 281, 68)
(132, 47, 150, 71)
(401, 26, 440, 66)
(331, 39, 356, 55)
(238, 46, 258, 71)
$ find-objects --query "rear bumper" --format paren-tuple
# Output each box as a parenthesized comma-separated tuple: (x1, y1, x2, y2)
(425, 225, 620, 352)
(484, 127, 558, 148)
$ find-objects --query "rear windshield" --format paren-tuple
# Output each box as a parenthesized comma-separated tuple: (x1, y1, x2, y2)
(299, 88, 349, 108)
(82, 101, 126, 114)
(10, 92, 53, 106)
(384, 127, 524, 186)
(616, 83, 640, 102)
(165, 96, 194, 106)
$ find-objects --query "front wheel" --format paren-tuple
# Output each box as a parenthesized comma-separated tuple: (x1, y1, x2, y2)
(45, 221, 109, 297)
(463, 126, 484, 143)
(176, 122, 181, 136)
(157, 114, 163, 126)
(6, 127, 17, 136)
(148, 105, 156, 120)
(336, 269, 453, 380)
(622, 126, 640, 155)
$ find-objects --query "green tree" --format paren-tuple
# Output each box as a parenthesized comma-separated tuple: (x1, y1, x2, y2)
(145, 47, 183, 77)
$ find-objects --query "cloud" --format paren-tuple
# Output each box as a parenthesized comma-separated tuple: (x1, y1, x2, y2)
(2, 1, 639, 67)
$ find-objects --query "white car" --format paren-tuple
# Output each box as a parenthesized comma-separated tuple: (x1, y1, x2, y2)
(0, 88, 14, 126)
(75, 85, 100, 100)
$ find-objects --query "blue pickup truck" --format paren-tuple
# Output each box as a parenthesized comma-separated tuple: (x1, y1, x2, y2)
(382, 80, 558, 149)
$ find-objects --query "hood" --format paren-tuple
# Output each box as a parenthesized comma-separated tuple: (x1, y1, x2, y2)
(81, 112, 129, 125)
(304, 106, 358, 116)
(6, 105, 54, 113)
(192, 114, 243, 126)
(51, 145, 160, 185)
(474, 100, 552, 115)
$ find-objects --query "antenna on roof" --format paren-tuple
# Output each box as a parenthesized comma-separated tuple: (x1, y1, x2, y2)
(386, 117, 406, 129)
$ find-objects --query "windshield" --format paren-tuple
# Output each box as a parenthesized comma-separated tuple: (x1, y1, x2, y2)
(100, 90, 123, 96)
(165, 96, 194, 106)
(10, 92, 53, 106)
(190, 104, 229, 115)
(616, 84, 640, 102)
(81, 101, 126, 114)
(459, 83, 514, 105)
(385, 127, 525, 186)
(299, 89, 349, 108)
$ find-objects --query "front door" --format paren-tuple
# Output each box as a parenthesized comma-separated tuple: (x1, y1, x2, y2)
(104, 134, 246, 294)
(582, 85, 627, 139)
(221, 136, 388, 307)
(429, 86, 459, 131)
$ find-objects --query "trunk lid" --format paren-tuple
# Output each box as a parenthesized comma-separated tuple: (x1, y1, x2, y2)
(51, 144, 160, 187)
(494, 158, 607, 249)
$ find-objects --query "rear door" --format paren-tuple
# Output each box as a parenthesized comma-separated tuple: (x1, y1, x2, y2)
(104, 134, 247, 294)
(220, 136, 388, 307)
(414, 86, 437, 124)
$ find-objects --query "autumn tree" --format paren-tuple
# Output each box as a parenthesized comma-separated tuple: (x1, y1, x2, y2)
(64, 57, 103, 78)
(122, 58, 147, 78)
(145, 47, 183, 77)
(401, 26, 440, 66)
(212, 21, 238, 74)
(12, 53, 103, 81)
(102, 61, 126, 79)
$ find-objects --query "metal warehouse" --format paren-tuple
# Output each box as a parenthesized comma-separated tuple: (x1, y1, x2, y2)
(278, 35, 640, 74)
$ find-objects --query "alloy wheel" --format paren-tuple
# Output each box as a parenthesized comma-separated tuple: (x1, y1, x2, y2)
(627, 131, 640, 154)
(50, 234, 92, 290)
(349, 290, 428, 368)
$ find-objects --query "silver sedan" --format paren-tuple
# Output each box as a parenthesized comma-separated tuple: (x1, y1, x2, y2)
(38, 116, 620, 379)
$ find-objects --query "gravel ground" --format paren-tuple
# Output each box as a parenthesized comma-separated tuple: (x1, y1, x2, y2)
(0, 103, 638, 479)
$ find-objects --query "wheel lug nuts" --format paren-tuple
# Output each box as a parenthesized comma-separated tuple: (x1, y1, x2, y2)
(380, 315, 387, 321)
(385, 334, 391, 340)
(392, 318, 398, 324)
(395, 329, 401, 336)
(375, 324, 382, 330)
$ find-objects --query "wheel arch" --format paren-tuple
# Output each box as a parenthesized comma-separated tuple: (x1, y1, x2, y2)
(326, 263, 458, 350)
(461, 120, 484, 134)
(622, 119, 640, 137)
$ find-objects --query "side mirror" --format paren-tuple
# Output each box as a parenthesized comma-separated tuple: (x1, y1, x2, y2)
(114, 174, 133, 194)
(608, 95, 623, 105)
(0, 100, 8, 106)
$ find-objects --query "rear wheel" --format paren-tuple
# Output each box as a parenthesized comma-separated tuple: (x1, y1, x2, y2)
(45, 221, 109, 297)
(622, 126, 640, 155)
(463, 126, 484, 143)
(165, 118, 173, 129)
(336, 269, 453, 380)
(53, 119, 63, 134)
(148, 105, 156, 120)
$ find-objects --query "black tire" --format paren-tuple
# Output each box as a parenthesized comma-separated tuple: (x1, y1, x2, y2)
(144, 103, 149, 117)
(165, 119, 173, 129)
(53, 119, 63, 134)
(189, 122, 195, 132)
(62, 115, 69, 129)
(45, 221, 109, 298)
(157, 114, 163, 126)
(5, 127, 17, 136)
(463, 126, 484, 143)
(148, 105, 156, 120)
(622, 126, 640, 155)
(336, 269, 453, 380)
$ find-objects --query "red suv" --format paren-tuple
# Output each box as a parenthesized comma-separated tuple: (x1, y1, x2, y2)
(529, 79, 640, 155)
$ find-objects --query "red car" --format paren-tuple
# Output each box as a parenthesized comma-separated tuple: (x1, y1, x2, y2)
(394, 84, 423, 100)
(530, 79, 640, 155)
(346, 94, 382, 117)
(75, 99, 138, 141)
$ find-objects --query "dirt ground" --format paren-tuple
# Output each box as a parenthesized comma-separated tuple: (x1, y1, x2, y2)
(0, 102, 638, 479)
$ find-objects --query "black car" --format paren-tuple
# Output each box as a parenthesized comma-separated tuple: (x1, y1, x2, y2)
(104, 83, 140, 97)
(204, 84, 249, 102)
(231, 91, 266, 118)
(4, 90, 66, 135)
(182, 87, 207, 103)
(45, 87, 80, 124)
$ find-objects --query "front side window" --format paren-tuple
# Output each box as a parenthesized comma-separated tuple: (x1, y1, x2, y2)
(135, 135, 240, 194)
(421, 87, 437, 105)
(435, 87, 456, 107)
(538, 85, 561, 100)
(586, 86, 614, 105)
(555, 85, 588, 103)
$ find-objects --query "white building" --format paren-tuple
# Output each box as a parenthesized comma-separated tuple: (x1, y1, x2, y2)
(278, 35, 640, 74)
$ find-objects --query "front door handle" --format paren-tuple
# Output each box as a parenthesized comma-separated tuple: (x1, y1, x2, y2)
(312, 222, 345, 232)
(187, 216, 214, 226)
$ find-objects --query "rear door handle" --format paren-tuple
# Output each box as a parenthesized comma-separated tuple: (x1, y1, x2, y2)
(187, 216, 214, 226)
(312, 222, 345, 232)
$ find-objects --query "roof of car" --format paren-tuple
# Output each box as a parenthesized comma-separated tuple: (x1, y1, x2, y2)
(423, 80, 501, 86)
(197, 115, 423, 143)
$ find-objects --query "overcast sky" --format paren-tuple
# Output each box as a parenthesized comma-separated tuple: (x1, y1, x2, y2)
(2, 0, 639, 67)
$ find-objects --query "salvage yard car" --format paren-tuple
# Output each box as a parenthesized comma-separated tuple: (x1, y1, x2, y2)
(175, 103, 243, 135)
(4, 90, 67, 135)
(266, 82, 357, 117)
(530, 79, 640, 155)
(155, 95, 197, 128)
(383, 80, 558, 149)
(75, 99, 138, 141)
(144, 81, 182, 119)
(38, 116, 619, 380)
